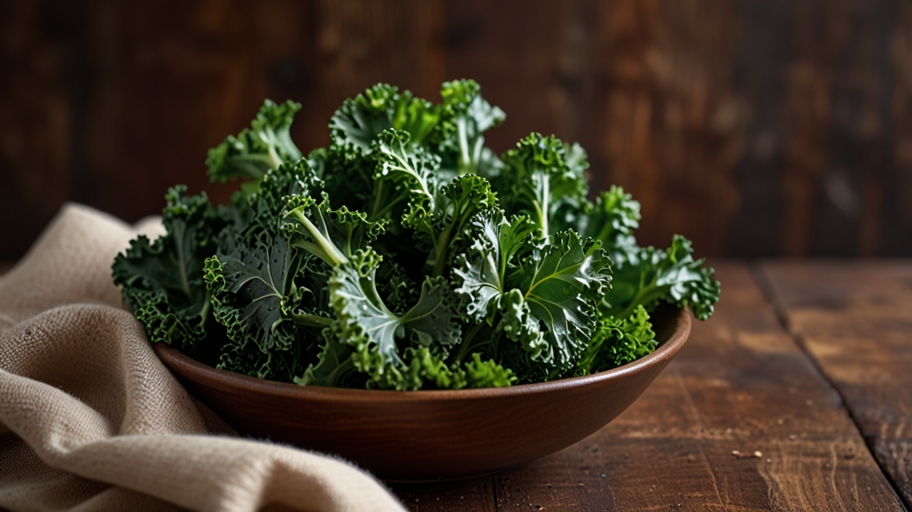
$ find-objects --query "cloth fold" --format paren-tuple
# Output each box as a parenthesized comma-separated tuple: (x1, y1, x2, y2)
(0, 204, 404, 512)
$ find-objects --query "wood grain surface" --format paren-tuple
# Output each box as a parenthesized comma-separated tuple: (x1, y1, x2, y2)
(390, 263, 906, 511)
(4, 0, 912, 260)
(761, 261, 912, 509)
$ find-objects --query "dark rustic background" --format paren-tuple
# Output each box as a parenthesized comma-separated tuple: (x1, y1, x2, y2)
(2, 0, 911, 261)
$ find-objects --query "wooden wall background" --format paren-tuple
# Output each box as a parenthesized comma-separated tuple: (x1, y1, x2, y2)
(2, 0, 911, 260)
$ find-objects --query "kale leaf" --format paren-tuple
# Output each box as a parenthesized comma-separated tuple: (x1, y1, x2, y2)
(577, 305, 657, 375)
(112, 186, 222, 350)
(495, 133, 588, 238)
(206, 100, 303, 187)
(202, 159, 326, 380)
(603, 235, 721, 321)
(432, 79, 505, 177)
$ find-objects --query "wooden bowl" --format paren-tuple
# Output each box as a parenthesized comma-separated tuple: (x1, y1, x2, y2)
(154, 305, 691, 482)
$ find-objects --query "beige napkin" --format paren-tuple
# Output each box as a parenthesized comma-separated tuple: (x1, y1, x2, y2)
(0, 204, 405, 512)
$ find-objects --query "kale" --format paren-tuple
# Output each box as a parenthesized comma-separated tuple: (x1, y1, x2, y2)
(112, 186, 223, 351)
(206, 100, 303, 188)
(494, 133, 588, 238)
(114, 80, 720, 389)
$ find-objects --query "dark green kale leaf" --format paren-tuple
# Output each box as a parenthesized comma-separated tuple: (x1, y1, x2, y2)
(453, 214, 610, 381)
(321, 85, 440, 214)
(113, 186, 223, 350)
(432, 79, 506, 177)
(453, 210, 538, 327)
(330, 84, 440, 157)
(450, 212, 543, 371)
(330, 250, 461, 381)
(307, 145, 376, 213)
(572, 185, 641, 266)
(282, 194, 463, 389)
(403, 173, 499, 277)
(294, 333, 358, 388)
(577, 305, 657, 375)
(203, 160, 327, 381)
(282, 194, 388, 267)
(508, 230, 612, 372)
(367, 128, 443, 223)
(603, 234, 721, 321)
(496, 133, 588, 238)
(204, 232, 321, 380)
(206, 99, 303, 186)
(374, 259, 419, 315)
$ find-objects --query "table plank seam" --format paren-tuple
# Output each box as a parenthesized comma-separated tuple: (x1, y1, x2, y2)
(752, 263, 911, 512)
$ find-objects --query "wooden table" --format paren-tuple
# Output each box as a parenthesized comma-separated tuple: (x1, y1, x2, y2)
(390, 262, 912, 511)
(3, 261, 910, 510)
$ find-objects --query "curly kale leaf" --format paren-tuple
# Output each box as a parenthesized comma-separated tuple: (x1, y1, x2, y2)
(282, 195, 462, 388)
(367, 128, 443, 222)
(294, 334, 358, 388)
(432, 79, 506, 176)
(563, 142, 589, 183)
(204, 235, 323, 380)
(112, 186, 222, 350)
(374, 259, 419, 315)
(308, 146, 375, 213)
(206, 99, 303, 185)
(330, 249, 461, 374)
(323, 85, 440, 214)
(400, 346, 466, 390)
(354, 346, 513, 391)
(451, 212, 544, 373)
(464, 353, 516, 388)
(282, 194, 387, 267)
(577, 305, 657, 375)
(497, 133, 588, 238)
(234, 158, 326, 238)
(508, 230, 612, 370)
(352, 345, 464, 391)
(453, 211, 538, 326)
(603, 234, 721, 321)
(378, 347, 516, 391)
(454, 217, 610, 380)
(572, 186, 641, 266)
(403, 173, 499, 277)
(203, 161, 329, 381)
(330, 84, 440, 158)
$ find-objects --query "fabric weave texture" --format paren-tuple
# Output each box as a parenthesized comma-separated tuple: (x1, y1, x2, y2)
(0, 204, 404, 512)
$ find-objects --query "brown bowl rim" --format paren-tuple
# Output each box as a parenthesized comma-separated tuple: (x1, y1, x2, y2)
(154, 306, 691, 404)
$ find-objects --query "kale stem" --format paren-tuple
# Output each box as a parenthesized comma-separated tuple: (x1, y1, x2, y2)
(457, 118, 470, 174)
(370, 180, 385, 220)
(454, 322, 486, 363)
(328, 354, 355, 384)
(289, 312, 333, 328)
(290, 209, 348, 266)
(431, 224, 455, 278)
(532, 200, 548, 240)
(266, 144, 283, 170)
(197, 295, 211, 325)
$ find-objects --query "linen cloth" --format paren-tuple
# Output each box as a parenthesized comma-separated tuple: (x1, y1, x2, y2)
(0, 204, 405, 512)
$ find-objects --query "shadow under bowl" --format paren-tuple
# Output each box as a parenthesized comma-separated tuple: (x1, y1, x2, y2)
(154, 304, 691, 482)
